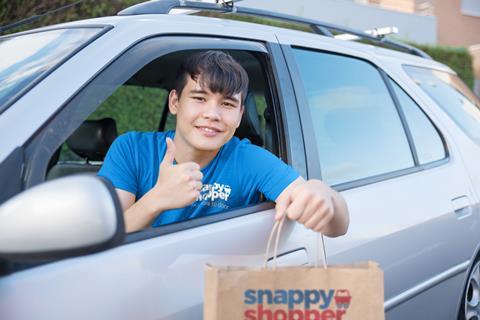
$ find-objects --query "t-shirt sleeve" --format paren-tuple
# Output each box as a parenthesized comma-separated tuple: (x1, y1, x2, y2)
(241, 143, 300, 201)
(97, 132, 138, 195)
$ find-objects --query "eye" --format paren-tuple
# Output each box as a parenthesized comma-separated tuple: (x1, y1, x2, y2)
(192, 96, 206, 102)
(222, 101, 237, 108)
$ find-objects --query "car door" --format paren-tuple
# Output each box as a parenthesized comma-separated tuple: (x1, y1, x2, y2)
(0, 35, 311, 320)
(277, 33, 480, 319)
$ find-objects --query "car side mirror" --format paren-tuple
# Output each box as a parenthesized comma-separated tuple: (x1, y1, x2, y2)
(0, 175, 124, 261)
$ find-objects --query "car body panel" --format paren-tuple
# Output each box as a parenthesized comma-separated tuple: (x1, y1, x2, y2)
(0, 209, 311, 319)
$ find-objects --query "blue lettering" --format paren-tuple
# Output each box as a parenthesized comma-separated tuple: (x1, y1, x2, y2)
(258, 289, 274, 305)
(273, 290, 287, 304)
(288, 290, 304, 310)
(319, 290, 334, 309)
(304, 290, 320, 309)
(244, 289, 256, 305)
(244, 288, 336, 310)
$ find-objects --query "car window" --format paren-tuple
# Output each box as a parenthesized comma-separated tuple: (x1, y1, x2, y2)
(403, 65, 480, 146)
(0, 28, 103, 113)
(388, 78, 446, 164)
(292, 48, 414, 185)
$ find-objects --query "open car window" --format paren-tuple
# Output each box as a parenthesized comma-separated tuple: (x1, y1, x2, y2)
(22, 36, 283, 239)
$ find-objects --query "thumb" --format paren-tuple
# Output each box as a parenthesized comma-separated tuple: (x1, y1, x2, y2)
(161, 137, 175, 166)
(274, 193, 291, 221)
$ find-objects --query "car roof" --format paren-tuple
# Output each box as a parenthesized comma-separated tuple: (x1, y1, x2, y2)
(9, 12, 453, 74)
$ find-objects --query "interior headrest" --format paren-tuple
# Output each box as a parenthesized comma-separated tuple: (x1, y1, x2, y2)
(236, 92, 263, 146)
(67, 118, 118, 161)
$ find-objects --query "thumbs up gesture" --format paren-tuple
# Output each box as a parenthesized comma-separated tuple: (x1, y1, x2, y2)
(152, 138, 204, 211)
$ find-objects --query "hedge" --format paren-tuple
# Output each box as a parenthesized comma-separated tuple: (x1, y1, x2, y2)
(408, 43, 474, 89)
(0, 0, 142, 33)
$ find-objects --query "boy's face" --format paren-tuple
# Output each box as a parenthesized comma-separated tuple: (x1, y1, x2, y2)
(169, 75, 244, 152)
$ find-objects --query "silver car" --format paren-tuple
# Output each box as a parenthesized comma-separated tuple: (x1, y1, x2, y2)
(1, 1, 480, 319)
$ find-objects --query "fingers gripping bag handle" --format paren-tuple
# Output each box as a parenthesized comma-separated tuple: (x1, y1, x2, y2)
(264, 217, 328, 269)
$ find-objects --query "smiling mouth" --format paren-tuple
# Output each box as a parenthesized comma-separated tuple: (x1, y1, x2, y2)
(196, 126, 223, 136)
(196, 125, 222, 132)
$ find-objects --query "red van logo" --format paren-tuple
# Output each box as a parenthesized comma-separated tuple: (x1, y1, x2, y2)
(334, 289, 352, 309)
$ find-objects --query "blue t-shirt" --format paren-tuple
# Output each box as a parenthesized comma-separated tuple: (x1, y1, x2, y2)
(98, 131, 299, 226)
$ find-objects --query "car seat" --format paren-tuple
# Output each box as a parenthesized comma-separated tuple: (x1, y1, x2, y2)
(47, 118, 118, 180)
(235, 92, 263, 146)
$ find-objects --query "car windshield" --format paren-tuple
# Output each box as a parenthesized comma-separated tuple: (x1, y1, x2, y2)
(404, 65, 480, 145)
(0, 27, 102, 113)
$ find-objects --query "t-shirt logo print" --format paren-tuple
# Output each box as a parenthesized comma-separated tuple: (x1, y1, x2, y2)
(198, 183, 232, 205)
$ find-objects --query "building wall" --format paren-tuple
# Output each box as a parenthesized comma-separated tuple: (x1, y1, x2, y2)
(433, 0, 480, 95)
(240, 0, 437, 44)
(367, 0, 417, 13)
(434, 0, 480, 46)
(365, 0, 434, 15)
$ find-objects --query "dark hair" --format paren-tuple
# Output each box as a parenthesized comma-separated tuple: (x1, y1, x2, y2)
(173, 50, 249, 104)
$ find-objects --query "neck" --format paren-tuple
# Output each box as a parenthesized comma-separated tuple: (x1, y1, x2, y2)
(172, 135, 220, 168)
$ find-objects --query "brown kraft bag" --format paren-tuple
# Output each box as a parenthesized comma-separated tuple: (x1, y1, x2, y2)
(204, 219, 384, 320)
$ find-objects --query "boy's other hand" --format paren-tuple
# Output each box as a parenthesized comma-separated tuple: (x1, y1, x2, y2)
(149, 138, 203, 212)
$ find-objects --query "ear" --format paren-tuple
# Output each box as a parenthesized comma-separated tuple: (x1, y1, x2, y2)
(168, 89, 179, 115)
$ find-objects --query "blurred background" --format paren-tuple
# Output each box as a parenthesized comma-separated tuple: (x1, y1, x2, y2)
(1, 0, 478, 95)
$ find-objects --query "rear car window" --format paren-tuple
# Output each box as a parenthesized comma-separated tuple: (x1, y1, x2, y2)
(0, 28, 103, 113)
(403, 65, 480, 145)
(292, 48, 414, 185)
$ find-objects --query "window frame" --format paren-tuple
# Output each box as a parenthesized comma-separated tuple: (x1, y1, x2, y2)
(22, 35, 305, 244)
(282, 45, 449, 191)
(385, 76, 449, 166)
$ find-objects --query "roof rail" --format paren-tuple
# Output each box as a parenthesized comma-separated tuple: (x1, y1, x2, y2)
(118, 0, 432, 59)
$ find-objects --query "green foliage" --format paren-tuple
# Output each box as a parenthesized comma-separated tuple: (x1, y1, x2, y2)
(0, 0, 143, 34)
(88, 85, 169, 135)
(410, 43, 474, 89)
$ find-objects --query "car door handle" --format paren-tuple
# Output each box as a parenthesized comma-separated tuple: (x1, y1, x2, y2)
(452, 196, 472, 219)
(266, 248, 308, 267)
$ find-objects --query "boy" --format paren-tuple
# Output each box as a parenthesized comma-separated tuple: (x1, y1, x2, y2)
(98, 51, 349, 235)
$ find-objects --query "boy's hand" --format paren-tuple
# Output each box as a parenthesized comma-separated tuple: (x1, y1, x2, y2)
(275, 178, 348, 236)
(149, 138, 203, 212)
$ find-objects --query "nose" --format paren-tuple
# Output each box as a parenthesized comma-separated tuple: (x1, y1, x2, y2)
(202, 100, 221, 120)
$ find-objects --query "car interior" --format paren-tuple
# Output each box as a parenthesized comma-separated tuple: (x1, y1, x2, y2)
(46, 49, 278, 181)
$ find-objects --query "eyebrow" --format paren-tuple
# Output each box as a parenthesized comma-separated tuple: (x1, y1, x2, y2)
(188, 90, 241, 104)
(189, 89, 209, 95)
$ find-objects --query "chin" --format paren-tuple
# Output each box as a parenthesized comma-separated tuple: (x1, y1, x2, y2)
(194, 140, 225, 151)
(192, 135, 232, 151)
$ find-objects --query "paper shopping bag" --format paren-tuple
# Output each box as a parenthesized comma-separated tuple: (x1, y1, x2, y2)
(204, 261, 384, 320)
(204, 220, 384, 320)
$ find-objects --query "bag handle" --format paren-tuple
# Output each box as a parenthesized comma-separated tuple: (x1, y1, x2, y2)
(264, 217, 328, 269)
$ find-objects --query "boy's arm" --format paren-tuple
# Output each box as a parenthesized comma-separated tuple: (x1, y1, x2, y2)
(115, 188, 164, 233)
(275, 177, 349, 237)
